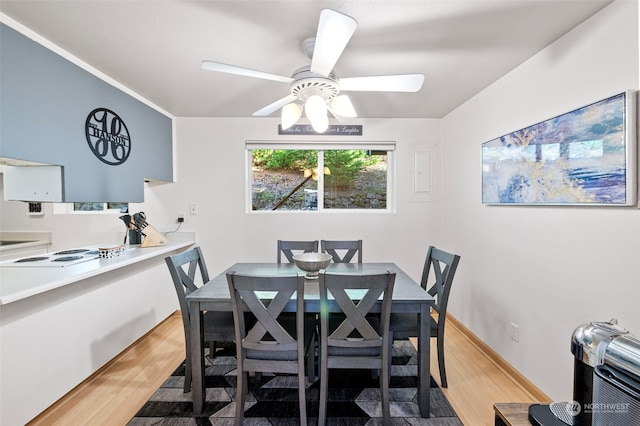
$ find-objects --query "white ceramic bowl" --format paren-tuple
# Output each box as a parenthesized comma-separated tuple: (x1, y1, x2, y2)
(292, 252, 332, 279)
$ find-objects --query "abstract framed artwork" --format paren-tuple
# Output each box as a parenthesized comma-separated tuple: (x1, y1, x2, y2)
(482, 91, 637, 206)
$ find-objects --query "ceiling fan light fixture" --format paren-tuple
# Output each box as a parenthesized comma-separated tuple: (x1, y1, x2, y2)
(330, 95, 357, 118)
(281, 102, 302, 130)
(305, 95, 329, 133)
(201, 9, 423, 132)
(311, 113, 329, 133)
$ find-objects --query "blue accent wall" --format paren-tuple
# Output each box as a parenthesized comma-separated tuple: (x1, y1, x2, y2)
(0, 23, 173, 202)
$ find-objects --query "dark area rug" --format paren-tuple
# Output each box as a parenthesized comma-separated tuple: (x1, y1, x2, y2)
(128, 340, 462, 425)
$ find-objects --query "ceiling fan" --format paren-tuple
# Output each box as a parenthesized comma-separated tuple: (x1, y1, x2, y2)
(201, 9, 425, 133)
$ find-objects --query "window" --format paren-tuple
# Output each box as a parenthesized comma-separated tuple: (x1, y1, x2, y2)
(247, 141, 394, 212)
(53, 202, 128, 214)
(73, 202, 128, 212)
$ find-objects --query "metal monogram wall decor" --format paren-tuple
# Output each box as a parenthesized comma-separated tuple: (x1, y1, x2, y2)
(85, 108, 131, 165)
(482, 91, 636, 206)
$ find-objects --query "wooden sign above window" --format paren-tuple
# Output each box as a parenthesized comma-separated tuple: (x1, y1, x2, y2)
(278, 124, 362, 136)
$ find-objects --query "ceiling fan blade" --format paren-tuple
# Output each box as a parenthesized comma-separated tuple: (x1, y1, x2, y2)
(253, 94, 297, 116)
(310, 9, 357, 77)
(328, 108, 344, 122)
(340, 74, 425, 92)
(201, 60, 293, 83)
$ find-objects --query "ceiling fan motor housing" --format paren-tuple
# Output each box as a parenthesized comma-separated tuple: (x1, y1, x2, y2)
(290, 66, 340, 103)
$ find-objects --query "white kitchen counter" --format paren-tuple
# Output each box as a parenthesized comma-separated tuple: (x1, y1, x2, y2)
(0, 232, 195, 426)
(0, 233, 195, 305)
(0, 231, 52, 260)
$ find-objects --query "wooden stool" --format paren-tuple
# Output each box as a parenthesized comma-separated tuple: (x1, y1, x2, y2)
(494, 403, 534, 426)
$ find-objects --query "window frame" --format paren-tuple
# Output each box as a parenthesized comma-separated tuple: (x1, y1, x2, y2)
(52, 202, 129, 215)
(246, 140, 395, 214)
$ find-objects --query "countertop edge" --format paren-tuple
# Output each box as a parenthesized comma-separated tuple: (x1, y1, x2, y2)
(0, 238, 195, 305)
(0, 232, 53, 253)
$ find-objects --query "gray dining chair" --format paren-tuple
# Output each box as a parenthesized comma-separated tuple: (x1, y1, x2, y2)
(277, 239, 321, 379)
(317, 270, 396, 425)
(277, 239, 319, 263)
(321, 239, 363, 263)
(227, 271, 313, 426)
(389, 246, 460, 388)
(165, 247, 236, 393)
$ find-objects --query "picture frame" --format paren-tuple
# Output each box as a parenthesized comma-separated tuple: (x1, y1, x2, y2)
(482, 91, 637, 206)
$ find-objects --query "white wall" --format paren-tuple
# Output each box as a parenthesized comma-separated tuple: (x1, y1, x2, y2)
(141, 117, 442, 283)
(1, 117, 441, 284)
(441, 0, 640, 401)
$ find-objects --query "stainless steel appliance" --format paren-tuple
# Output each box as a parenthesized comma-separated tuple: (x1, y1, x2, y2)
(0, 248, 99, 267)
(528, 319, 639, 426)
(570, 319, 630, 425)
(592, 334, 640, 425)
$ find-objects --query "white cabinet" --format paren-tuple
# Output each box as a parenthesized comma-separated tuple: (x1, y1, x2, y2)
(3, 165, 63, 202)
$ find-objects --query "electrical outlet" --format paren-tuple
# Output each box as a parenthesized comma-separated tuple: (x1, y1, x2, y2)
(510, 322, 520, 342)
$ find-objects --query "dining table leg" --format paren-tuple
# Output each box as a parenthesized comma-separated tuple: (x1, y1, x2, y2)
(190, 301, 205, 414)
(417, 303, 431, 417)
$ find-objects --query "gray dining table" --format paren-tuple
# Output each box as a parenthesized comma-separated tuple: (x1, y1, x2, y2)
(187, 262, 435, 417)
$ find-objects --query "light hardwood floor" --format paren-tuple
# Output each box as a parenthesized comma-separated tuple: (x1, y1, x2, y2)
(28, 311, 549, 425)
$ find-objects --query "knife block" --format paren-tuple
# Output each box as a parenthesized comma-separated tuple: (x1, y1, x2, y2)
(140, 224, 167, 248)
(128, 229, 142, 245)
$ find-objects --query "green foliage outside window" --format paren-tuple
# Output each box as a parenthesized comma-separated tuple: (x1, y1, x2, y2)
(252, 150, 316, 170)
(326, 150, 375, 189)
(252, 149, 379, 189)
(251, 148, 387, 211)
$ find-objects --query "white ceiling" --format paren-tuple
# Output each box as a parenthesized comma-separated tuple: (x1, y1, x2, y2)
(0, 0, 612, 119)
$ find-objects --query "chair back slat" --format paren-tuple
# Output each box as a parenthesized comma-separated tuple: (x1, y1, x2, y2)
(321, 239, 363, 263)
(165, 247, 209, 323)
(277, 240, 319, 263)
(227, 272, 305, 352)
(329, 288, 384, 342)
(240, 288, 297, 347)
(319, 271, 395, 350)
(421, 246, 460, 315)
